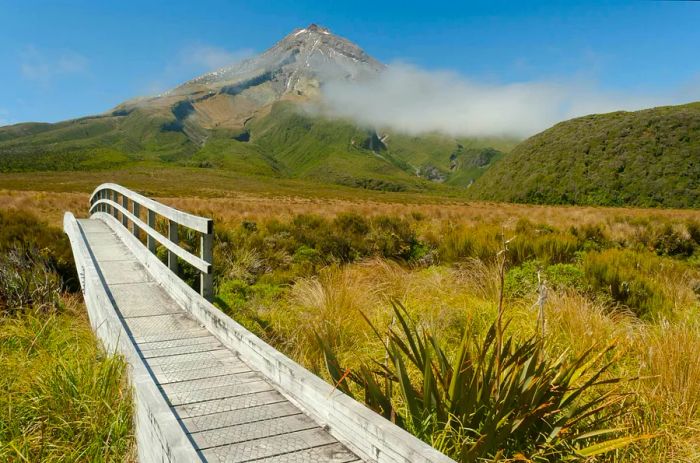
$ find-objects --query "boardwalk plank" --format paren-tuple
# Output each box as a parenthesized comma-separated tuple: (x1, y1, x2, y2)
(78, 219, 360, 462)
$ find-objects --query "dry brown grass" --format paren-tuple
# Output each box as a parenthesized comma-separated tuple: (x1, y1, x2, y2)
(4, 186, 700, 233)
(3, 179, 700, 461)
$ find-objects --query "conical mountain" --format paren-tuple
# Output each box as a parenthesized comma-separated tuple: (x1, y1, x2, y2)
(172, 24, 383, 97)
(0, 25, 513, 191)
(115, 24, 384, 135)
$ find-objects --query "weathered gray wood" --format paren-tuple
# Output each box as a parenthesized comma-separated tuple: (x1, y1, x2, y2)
(132, 202, 141, 239)
(94, 211, 457, 463)
(62, 213, 202, 463)
(200, 231, 213, 300)
(91, 199, 210, 273)
(90, 183, 211, 233)
(105, 189, 111, 216)
(64, 215, 365, 463)
(202, 428, 338, 463)
(147, 209, 156, 253)
(121, 194, 128, 227)
(90, 184, 214, 301)
(181, 402, 302, 433)
(191, 414, 318, 449)
(168, 219, 179, 274)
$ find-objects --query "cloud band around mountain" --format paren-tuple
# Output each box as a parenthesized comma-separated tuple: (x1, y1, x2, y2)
(317, 63, 694, 138)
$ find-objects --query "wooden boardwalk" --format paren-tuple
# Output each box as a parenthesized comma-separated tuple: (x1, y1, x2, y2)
(64, 183, 455, 463)
(79, 218, 359, 463)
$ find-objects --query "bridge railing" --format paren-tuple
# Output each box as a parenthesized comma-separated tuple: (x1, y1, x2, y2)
(89, 183, 214, 300)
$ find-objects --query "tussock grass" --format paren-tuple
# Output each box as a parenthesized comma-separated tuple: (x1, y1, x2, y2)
(0, 299, 134, 462)
(0, 209, 134, 461)
(3, 184, 700, 461)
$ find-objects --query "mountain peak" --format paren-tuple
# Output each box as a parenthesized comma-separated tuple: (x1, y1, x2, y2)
(120, 25, 384, 133)
(168, 24, 383, 97)
(295, 23, 331, 34)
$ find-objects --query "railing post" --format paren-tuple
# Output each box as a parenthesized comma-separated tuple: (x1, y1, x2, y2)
(147, 209, 156, 254)
(200, 222, 213, 301)
(168, 220, 178, 274)
(107, 190, 113, 216)
(121, 194, 129, 228)
(132, 202, 141, 240)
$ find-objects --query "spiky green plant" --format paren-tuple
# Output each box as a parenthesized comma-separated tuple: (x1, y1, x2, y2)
(318, 302, 644, 462)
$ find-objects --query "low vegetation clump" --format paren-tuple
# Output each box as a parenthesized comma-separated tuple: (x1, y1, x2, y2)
(0, 209, 133, 462)
(319, 304, 642, 461)
(205, 209, 700, 462)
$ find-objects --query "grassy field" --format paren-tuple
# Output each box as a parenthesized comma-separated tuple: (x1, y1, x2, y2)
(1, 175, 699, 461)
(0, 209, 134, 462)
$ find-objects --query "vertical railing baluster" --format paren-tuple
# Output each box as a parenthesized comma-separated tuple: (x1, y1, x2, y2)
(132, 202, 141, 240)
(147, 209, 156, 254)
(200, 220, 213, 301)
(90, 184, 216, 301)
(168, 220, 178, 274)
(121, 194, 128, 228)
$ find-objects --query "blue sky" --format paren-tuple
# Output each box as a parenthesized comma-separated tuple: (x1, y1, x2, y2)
(1, 0, 699, 126)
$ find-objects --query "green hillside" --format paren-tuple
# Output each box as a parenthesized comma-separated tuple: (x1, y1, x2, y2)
(471, 102, 700, 208)
(0, 101, 515, 193)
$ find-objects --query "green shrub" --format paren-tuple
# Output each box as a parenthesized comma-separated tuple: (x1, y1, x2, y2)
(583, 249, 669, 319)
(687, 220, 700, 245)
(505, 260, 585, 298)
(318, 303, 637, 462)
(570, 223, 609, 250)
(0, 246, 62, 315)
(0, 209, 77, 290)
(652, 224, 695, 257)
(433, 224, 500, 263)
(509, 232, 581, 265)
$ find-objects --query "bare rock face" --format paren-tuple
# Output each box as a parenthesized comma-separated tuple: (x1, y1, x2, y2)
(117, 24, 384, 133)
(174, 24, 383, 97)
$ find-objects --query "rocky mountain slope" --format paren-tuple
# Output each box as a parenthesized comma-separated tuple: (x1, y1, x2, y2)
(471, 102, 700, 207)
(0, 24, 511, 191)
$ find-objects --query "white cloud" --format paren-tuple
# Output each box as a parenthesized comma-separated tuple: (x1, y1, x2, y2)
(19, 46, 88, 84)
(315, 63, 697, 138)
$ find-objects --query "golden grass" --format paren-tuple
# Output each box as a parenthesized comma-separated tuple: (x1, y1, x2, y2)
(255, 256, 700, 462)
(3, 185, 700, 234)
(0, 296, 135, 462)
(3, 178, 700, 461)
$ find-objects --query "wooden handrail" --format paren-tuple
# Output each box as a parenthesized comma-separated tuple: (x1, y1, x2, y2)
(88, 183, 214, 300)
(89, 183, 212, 234)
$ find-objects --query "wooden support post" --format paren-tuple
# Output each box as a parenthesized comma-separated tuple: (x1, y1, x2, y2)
(121, 195, 129, 227)
(132, 202, 141, 239)
(200, 227, 213, 301)
(147, 209, 156, 254)
(107, 190, 113, 216)
(168, 220, 178, 274)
